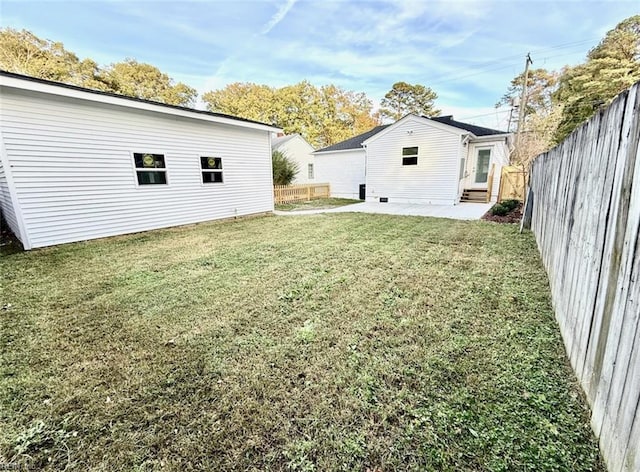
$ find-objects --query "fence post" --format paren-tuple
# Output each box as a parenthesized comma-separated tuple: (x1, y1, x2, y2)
(520, 187, 533, 232)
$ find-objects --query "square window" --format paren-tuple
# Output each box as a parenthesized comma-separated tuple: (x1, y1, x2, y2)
(201, 156, 222, 170)
(133, 153, 167, 185)
(201, 156, 223, 183)
(137, 171, 167, 185)
(202, 171, 223, 183)
(402, 147, 418, 166)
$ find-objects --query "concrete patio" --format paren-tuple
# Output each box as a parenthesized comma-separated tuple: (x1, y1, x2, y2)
(275, 201, 492, 220)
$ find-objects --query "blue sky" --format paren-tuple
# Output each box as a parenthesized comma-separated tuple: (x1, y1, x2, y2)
(2, 0, 638, 128)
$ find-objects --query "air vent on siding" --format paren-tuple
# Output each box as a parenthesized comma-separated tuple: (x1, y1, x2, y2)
(379, 197, 388, 203)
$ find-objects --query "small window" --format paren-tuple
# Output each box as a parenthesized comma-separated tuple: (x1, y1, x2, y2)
(201, 156, 223, 184)
(134, 153, 167, 185)
(402, 147, 418, 166)
(308, 163, 314, 179)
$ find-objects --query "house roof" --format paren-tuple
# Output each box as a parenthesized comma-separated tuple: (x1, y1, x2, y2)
(271, 134, 297, 148)
(314, 125, 391, 153)
(315, 115, 507, 154)
(0, 70, 280, 132)
(428, 115, 507, 136)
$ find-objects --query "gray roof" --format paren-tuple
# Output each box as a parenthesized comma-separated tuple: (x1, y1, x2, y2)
(315, 115, 507, 154)
(315, 125, 391, 153)
(429, 115, 507, 136)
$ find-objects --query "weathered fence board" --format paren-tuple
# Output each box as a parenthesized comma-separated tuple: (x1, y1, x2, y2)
(525, 81, 640, 472)
(274, 183, 330, 204)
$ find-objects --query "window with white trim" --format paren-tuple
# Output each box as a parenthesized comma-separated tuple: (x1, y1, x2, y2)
(201, 156, 223, 183)
(402, 146, 418, 166)
(308, 163, 314, 179)
(133, 153, 167, 185)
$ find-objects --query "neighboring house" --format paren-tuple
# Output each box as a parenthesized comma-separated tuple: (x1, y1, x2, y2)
(314, 125, 389, 200)
(314, 115, 511, 204)
(271, 133, 316, 184)
(0, 71, 280, 250)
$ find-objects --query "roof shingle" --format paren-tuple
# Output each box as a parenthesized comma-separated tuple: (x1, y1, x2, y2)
(314, 115, 507, 154)
(429, 115, 507, 136)
(315, 125, 391, 153)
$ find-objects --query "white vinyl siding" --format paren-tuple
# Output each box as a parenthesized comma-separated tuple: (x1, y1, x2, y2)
(315, 150, 365, 199)
(0, 158, 20, 239)
(1, 87, 274, 249)
(272, 135, 315, 184)
(366, 117, 462, 205)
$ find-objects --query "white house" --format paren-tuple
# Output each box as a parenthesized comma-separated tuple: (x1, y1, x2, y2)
(0, 71, 280, 250)
(314, 125, 389, 200)
(271, 133, 316, 184)
(314, 115, 511, 204)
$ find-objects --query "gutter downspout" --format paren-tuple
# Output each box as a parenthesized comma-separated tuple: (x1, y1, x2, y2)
(457, 134, 473, 203)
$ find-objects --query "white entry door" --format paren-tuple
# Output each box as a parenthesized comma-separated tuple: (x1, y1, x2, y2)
(470, 148, 491, 189)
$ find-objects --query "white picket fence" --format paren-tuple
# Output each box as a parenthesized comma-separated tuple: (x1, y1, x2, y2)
(523, 82, 639, 472)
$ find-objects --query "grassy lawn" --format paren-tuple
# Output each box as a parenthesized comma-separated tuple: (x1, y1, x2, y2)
(275, 197, 361, 211)
(0, 214, 602, 471)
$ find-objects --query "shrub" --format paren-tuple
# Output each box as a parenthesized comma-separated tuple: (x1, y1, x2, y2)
(272, 150, 299, 186)
(501, 199, 520, 211)
(490, 203, 510, 216)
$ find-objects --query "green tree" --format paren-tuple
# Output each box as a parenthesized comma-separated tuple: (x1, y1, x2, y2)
(554, 15, 640, 141)
(0, 29, 197, 107)
(0, 28, 105, 89)
(379, 81, 440, 121)
(202, 82, 277, 123)
(100, 59, 197, 106)
(203, 81, 379, 148)
(497, 68, 560, 164)
(272, 150, 299, 185)
(497, 68, 559, 127)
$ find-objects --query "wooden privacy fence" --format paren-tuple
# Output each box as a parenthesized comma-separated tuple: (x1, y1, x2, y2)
(274, 183, 330, 204)
(523, 82, 639, 472)
(498, 165, 527, 201)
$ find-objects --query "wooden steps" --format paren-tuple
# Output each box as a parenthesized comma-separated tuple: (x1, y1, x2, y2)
(460, 189, 488, 203)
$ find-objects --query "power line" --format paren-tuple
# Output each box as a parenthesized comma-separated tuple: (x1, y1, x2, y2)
(425, 38, 599, 87)
(459, 99, 612, 123)
(458, 109, 511, 120)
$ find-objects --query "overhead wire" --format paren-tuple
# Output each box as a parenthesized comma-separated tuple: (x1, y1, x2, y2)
(426, 38, 600, 87)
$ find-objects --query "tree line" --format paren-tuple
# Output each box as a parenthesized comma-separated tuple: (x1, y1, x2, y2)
(498, 15, 640, 164)
(2, 16, 639, 154)
(0, 28, 438, 148)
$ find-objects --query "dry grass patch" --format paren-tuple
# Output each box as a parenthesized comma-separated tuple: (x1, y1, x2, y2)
(275, 198, 360, 211)
(1, 214, 602, 471)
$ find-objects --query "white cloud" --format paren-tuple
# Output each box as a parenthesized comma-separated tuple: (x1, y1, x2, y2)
(261, 0, 298, 34)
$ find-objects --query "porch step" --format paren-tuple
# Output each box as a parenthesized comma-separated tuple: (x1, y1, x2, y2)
(461, 189, 488, 203)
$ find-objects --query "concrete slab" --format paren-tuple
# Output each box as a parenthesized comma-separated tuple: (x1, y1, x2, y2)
(274, 202, 492, 221)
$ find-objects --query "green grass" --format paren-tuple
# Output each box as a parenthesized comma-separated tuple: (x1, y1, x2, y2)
(0, 214, 602, 471)
(275, 197, 361, 211)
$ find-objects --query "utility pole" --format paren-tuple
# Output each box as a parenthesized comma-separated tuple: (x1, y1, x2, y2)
(515, 53, 533, 155)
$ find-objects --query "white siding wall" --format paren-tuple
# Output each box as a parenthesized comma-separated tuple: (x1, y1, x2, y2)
(274, 136, 316, 184)
(366, 118, 462, 205)
(314, 150, 365, 199)
(1, 87, 274, 249)
(0, 156, 21, 239)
